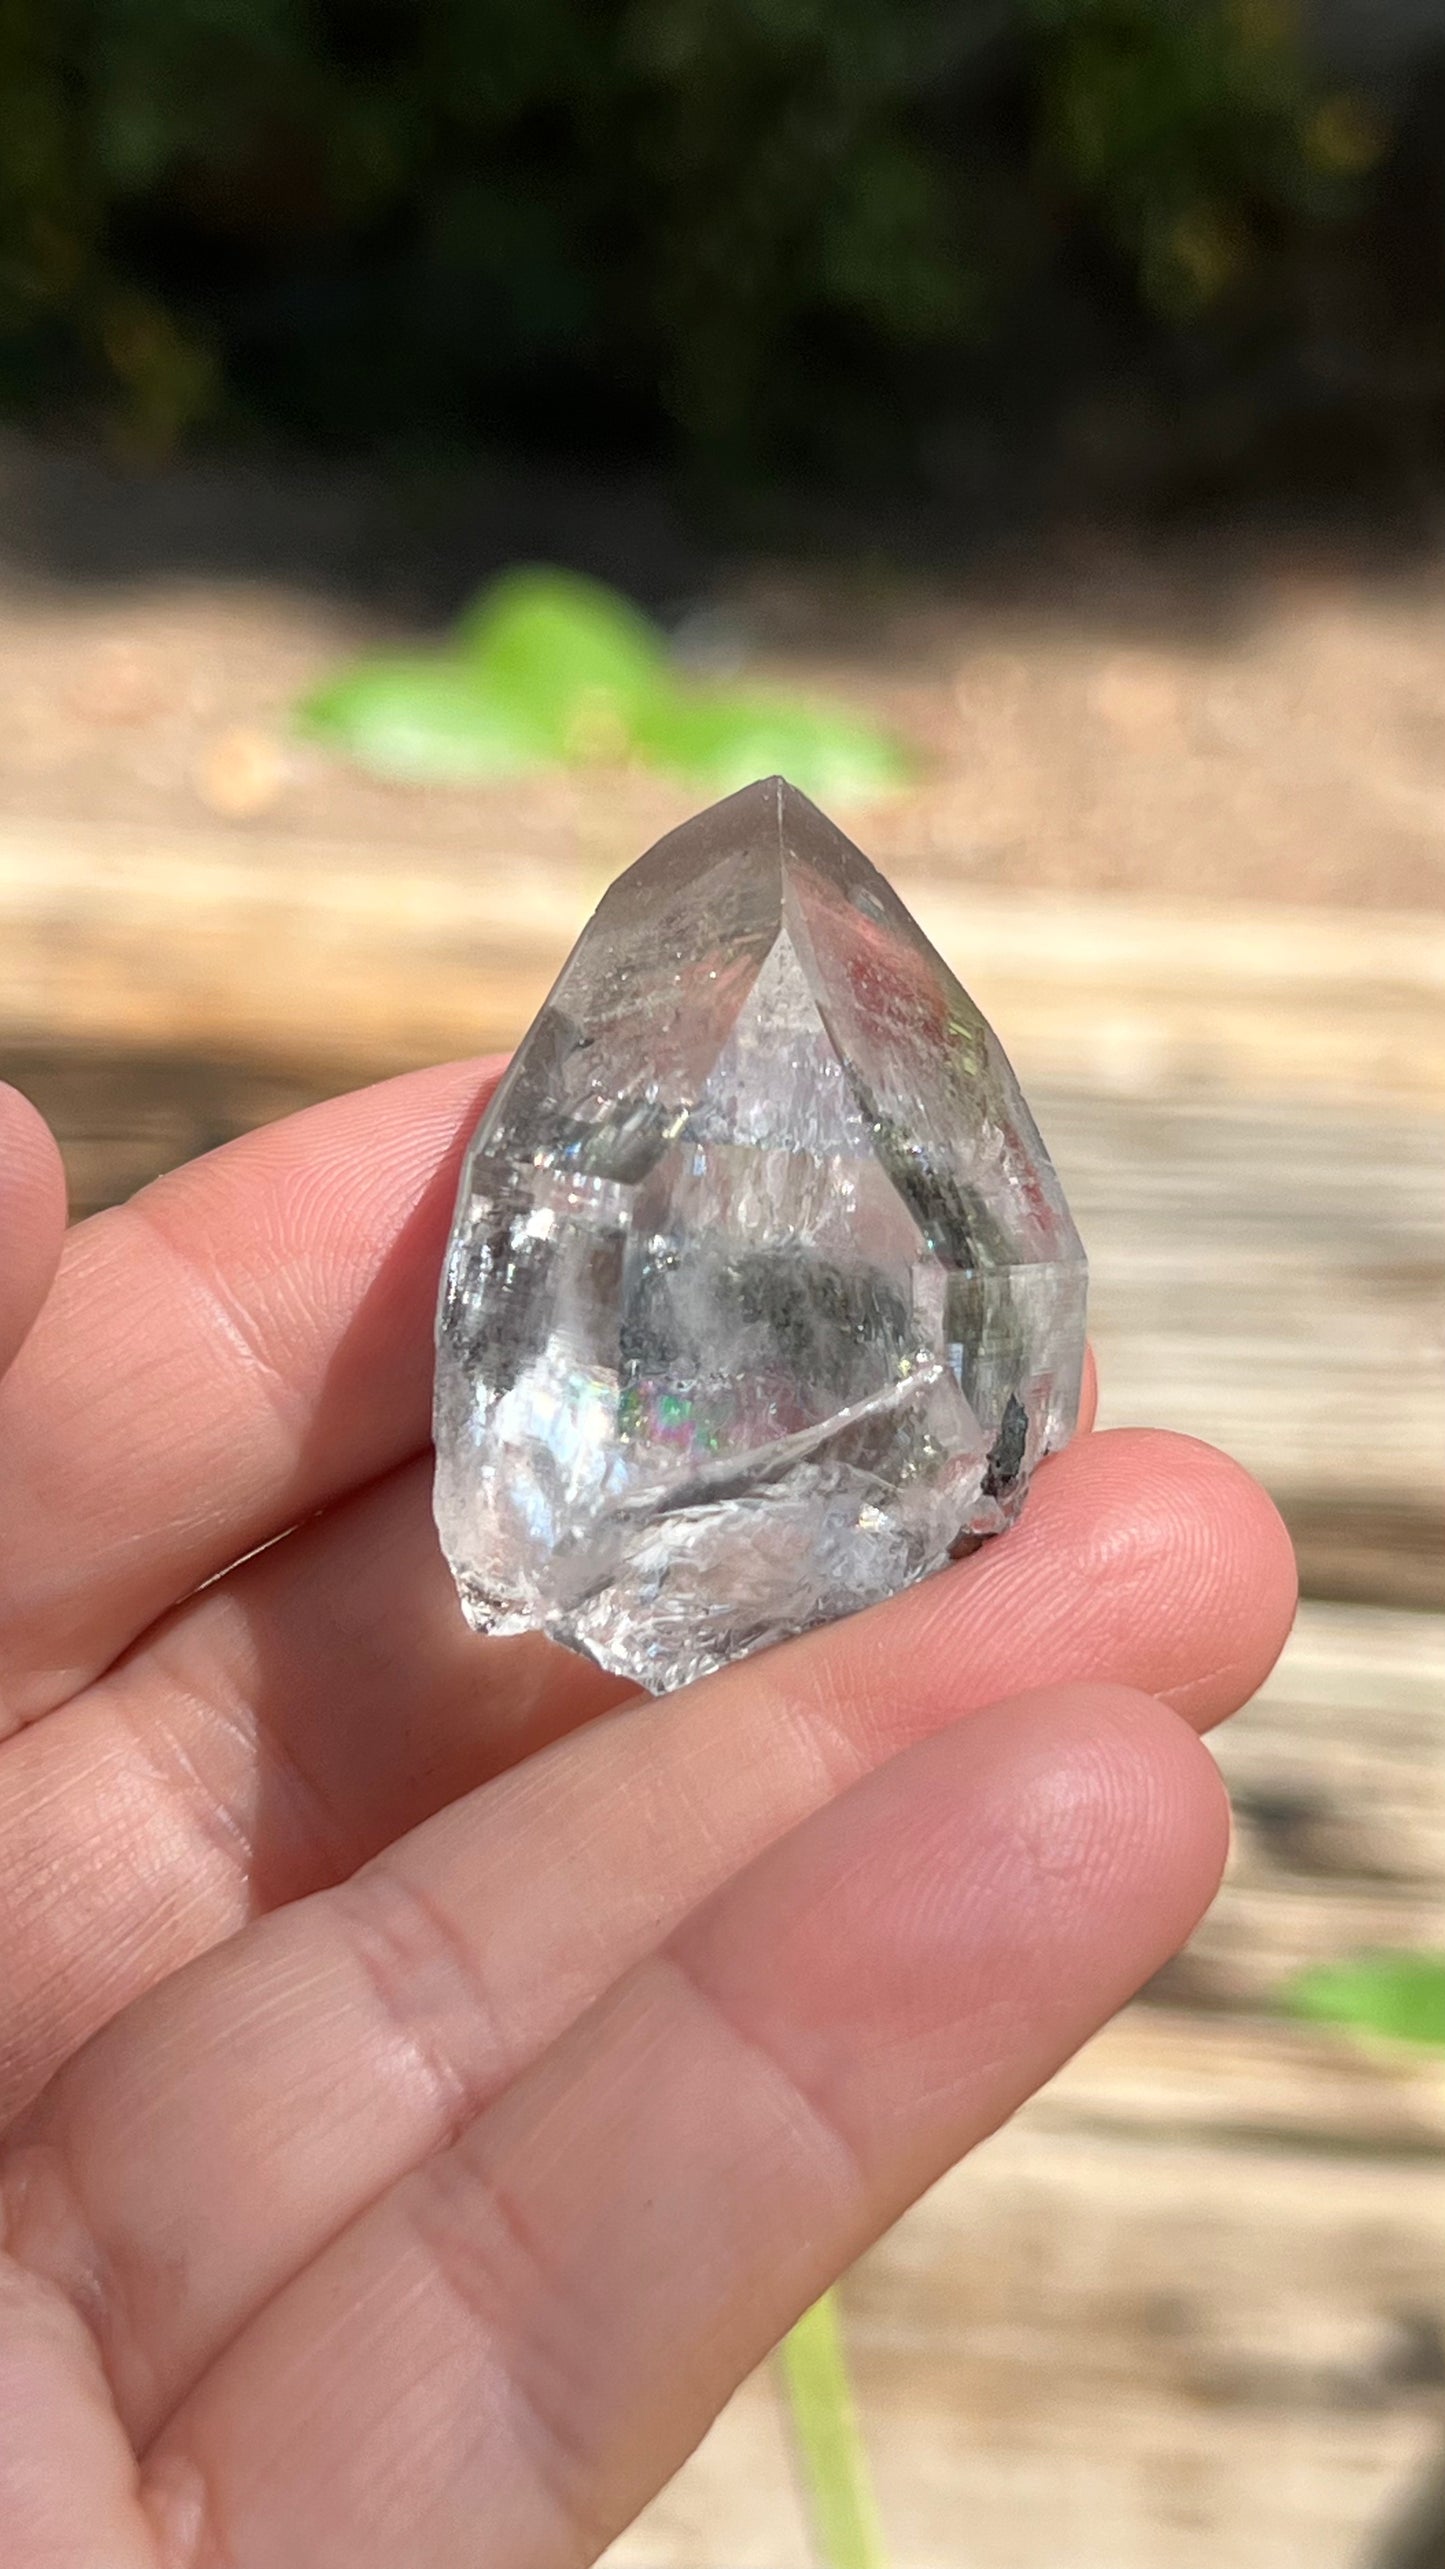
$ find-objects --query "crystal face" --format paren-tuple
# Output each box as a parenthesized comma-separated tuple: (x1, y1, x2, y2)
(434, 777, 1087, 1694)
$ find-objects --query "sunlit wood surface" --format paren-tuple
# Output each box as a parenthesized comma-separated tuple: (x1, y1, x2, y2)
(2, 816, 1443, 2569)
(613, 1604, 1445, 2569)
(2, 815, 1443, 1098)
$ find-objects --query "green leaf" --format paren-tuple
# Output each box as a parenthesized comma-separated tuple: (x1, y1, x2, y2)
(1286, 1952, 1445, 2052)
(636, 685, 910, 802)
(456, 566, 667, 759)
(297, 569, 913, 795)
(778, 2292, 888, 2569)
(296, 655, 549, 781)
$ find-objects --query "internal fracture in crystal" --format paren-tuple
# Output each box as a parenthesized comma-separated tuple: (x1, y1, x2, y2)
(434, 777, 1087, 1693)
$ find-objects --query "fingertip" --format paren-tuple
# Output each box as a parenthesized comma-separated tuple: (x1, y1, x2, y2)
(0, 1083, 67, 1372)
(995, 1428, 1297, 1735)
(1030, 1678, 1233, 1931)
(0, 1079, 67, 1205)
(1085, 1431, 1298, 1732)
(928, 1680, 1232, 1969)
(685, 1678, 1232, 2174)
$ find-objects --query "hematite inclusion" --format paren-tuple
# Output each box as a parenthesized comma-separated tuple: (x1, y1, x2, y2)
(434, 777, 1086, 1694)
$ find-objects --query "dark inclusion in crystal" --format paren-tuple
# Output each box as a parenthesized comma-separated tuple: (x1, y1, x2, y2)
(434, 777, 1087, 1693)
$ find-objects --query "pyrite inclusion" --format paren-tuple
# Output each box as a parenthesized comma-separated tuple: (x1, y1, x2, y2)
(434, 777, 1086, 1693)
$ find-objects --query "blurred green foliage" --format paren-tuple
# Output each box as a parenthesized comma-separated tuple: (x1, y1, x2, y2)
(299, 565, 909, 794)
(1287, 1952, 1445, 2053)
(0, 0, 1378, 477)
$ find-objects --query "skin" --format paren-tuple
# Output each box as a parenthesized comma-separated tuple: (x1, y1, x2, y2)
(0, 1063, 1297, 2569)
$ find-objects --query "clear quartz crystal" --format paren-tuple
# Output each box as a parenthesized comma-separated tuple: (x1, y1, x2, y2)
(434, 777, 1086, 1693)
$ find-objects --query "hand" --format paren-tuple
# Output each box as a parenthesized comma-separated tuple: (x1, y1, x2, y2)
(0, 1064, 1295, 2569)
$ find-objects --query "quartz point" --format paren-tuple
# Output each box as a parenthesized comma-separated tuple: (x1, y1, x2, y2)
(434, 776, 1086, 1694)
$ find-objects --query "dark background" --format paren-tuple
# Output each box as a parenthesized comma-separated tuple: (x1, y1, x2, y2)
(2, 0, 1442, 533)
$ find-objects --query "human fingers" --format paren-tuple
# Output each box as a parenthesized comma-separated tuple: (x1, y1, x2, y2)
(0, 1085, 65, 1380)
(0, 1352, 1108, 2127)
(0, 1058, 503, 1731)
(0, 1452, 629, 2124)
(3, 1323, 1099, 1996)
(0, 1427, 1287, 2126)
(0, 1343, 1094, 2121)
(6, 1430, 1291, 2435)
(112, 1685, 1228, 2569)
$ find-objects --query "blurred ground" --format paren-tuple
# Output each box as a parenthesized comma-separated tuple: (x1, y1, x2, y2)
(3, 438, 1445, 913)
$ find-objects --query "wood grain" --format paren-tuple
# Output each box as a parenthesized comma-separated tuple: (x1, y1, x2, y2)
(1049, 1091, 1445, 1610)
(2, 814, 1444, 1098)
(8, 1042, 1440, 1607)
(613, 1601, 1445, 2569)
(615, 2129, 1445, 2569)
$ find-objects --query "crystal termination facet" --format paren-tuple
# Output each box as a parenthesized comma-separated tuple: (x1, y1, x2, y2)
(434, 777, 1087, 1694)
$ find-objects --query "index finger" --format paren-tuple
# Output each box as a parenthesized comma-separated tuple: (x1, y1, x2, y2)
(0, 1059, 502, 1730)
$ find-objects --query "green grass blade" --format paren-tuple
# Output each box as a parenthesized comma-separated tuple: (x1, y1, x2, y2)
(778, 2291, 888, 2569)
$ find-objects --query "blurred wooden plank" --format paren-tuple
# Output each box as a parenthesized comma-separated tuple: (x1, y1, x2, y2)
(0, 1043, 355, 1221)
(2, 815, 1445, 1100)
(1050, 1092, 1445, 1609)
(8, 1038, 1439, 1605)
(1038, 2007, 1445, 2154)
(615, 2126, 1445, 2569)
(1221, 1602, 1445, 1889)
(1157, 1601, 1445, 2014)
(1015, 1602, 1445, 2151)
(608, 2371, 813, 2569)
(5, 820, 1441, 1601)
(612, 1600, 1445, 2569)
(843, 2128, 1445, 2569)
